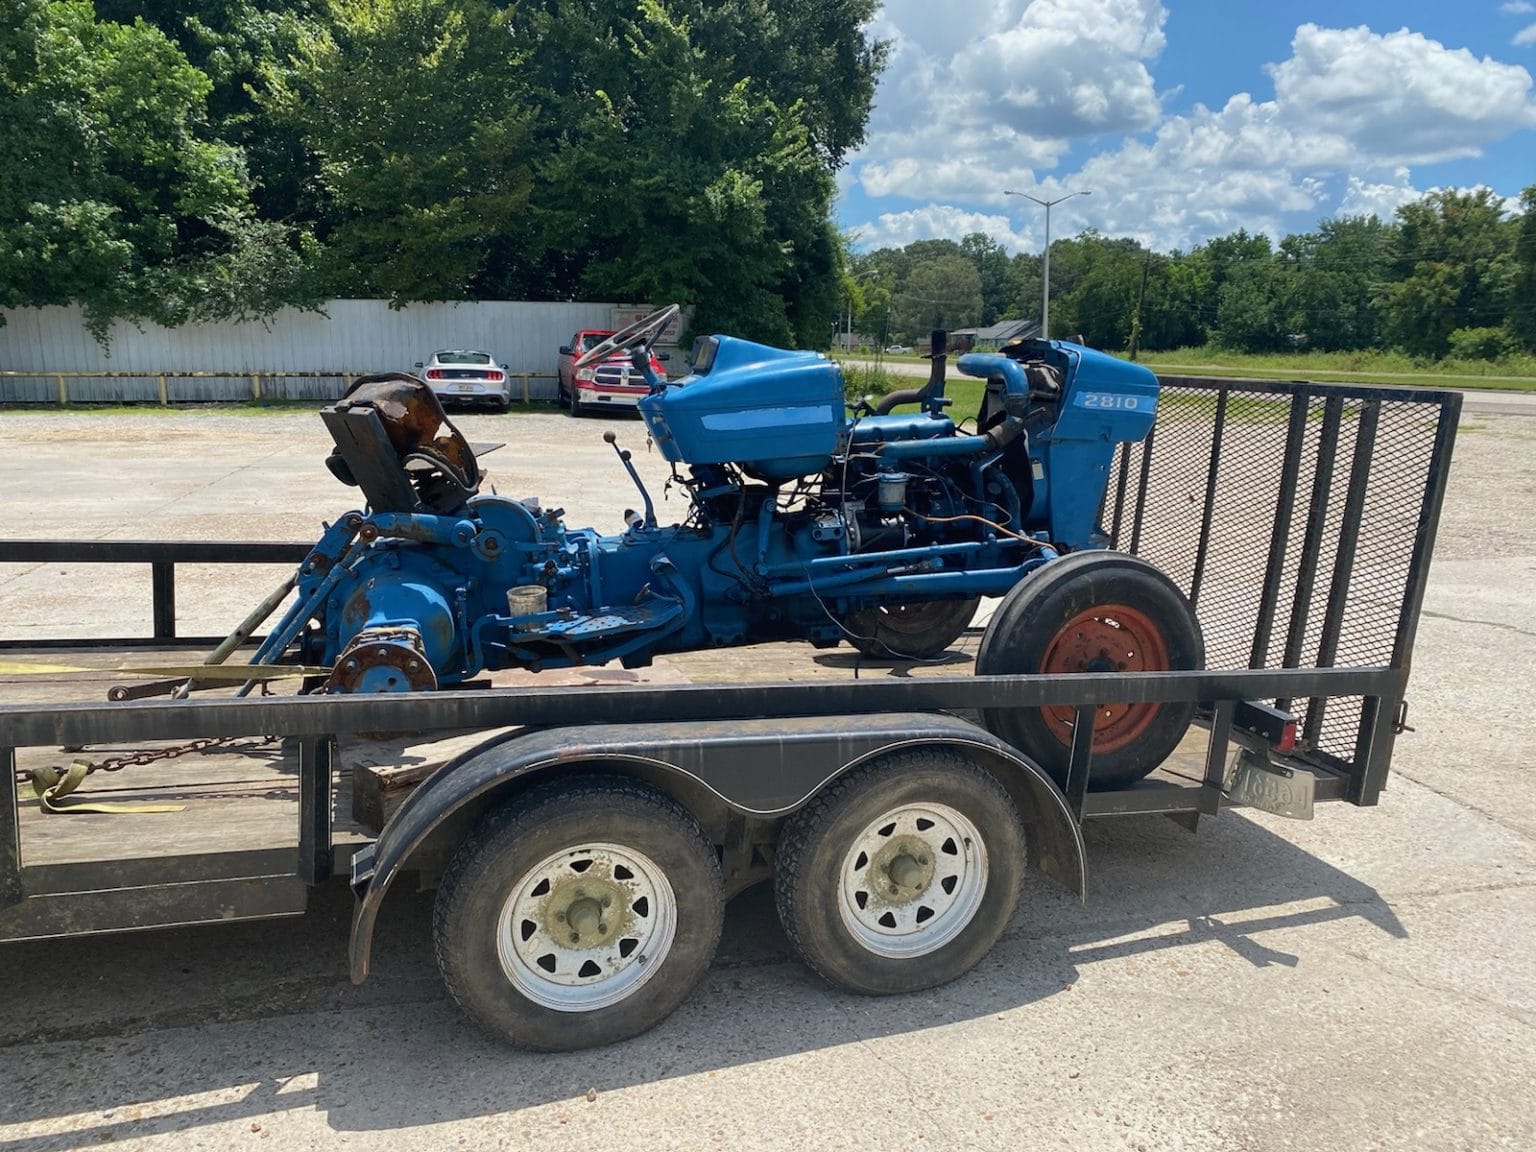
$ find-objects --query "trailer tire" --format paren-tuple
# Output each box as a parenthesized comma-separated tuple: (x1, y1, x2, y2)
(844, 597, 981, 659)
(774, 748, 1024, 995)
(976, 551, 1204, 790)
(433, 776, 723, 1051)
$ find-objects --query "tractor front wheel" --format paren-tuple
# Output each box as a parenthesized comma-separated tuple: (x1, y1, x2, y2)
(975, 552, 1203, 790)
(844, 597, 981, 660)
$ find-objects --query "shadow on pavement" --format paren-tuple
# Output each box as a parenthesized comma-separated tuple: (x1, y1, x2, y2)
(0, 810, 1404, 1148)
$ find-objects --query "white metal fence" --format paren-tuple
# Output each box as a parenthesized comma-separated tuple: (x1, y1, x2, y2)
(0, 300, 679, 403)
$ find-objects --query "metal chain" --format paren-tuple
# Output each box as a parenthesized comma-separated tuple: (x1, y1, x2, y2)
(14, 734, 278, 785)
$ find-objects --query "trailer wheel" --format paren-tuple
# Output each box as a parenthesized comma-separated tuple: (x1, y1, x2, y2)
(774, 749, 1024, 995)
(844, 597, 981, 659)
(976, 552, 1204, 790)
(433, 776, 723, 1051)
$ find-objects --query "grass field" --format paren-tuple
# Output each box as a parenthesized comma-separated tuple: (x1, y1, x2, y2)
(845, 346, 1536, 393)
(1135, 348, 1536, 391)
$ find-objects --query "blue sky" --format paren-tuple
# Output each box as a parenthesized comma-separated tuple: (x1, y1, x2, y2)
(838, 1, 1536, 254)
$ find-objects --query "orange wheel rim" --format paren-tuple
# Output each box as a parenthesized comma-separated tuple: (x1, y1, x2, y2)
(1039, 604, 1168, 754)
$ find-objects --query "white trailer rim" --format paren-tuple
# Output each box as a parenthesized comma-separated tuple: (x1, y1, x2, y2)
(837, 801, 988, 958)
(496, 841, 678, 1012)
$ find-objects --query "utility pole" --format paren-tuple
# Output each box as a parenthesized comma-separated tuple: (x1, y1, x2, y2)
(1004, 189, 1091, 340)
(1128, 249, 1152, 360)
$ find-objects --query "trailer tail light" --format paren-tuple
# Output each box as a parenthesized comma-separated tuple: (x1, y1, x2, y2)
(1234, 699, 1298, 754)
(1274, 717, 1298, 754)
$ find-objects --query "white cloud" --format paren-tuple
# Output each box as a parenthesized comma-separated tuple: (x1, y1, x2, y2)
(1269, 24, 1536, 163)
(848, 14, 1536, 253)
(851, 205, 1034, 252)
(1516, 22, 1536, 46)
(1337, 170, 1423, 218)
(855, 0, 1167, 200)
(1502, 2, 1534, 14)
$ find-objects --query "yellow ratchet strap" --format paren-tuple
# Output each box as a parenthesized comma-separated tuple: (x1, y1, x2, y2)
(29, 762, 187, 815)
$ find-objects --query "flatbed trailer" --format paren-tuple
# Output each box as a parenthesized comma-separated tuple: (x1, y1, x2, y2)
(0, 375, 1459, 1049)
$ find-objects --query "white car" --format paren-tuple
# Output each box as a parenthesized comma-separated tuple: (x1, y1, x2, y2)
(884, 344, 912, 355)
(413, 350, 513, 411)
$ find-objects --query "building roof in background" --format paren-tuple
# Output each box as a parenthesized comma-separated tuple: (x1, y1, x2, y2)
(951, 319, 1040, 342)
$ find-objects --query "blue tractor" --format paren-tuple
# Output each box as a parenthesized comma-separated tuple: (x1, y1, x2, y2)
(250, 306, 1203, 788)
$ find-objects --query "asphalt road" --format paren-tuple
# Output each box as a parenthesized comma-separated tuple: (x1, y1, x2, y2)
(1, 400, 1533, 1150)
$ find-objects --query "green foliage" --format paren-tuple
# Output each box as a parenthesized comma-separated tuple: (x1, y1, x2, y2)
(0, 0, 315, 339)
(960, 232, 1011, 325)
(259, 0, 537, 302)
(5, 0, 1531, 367)
(2, 0, 885, 347)
(1384, 188, 1515, 358)
(891, 254, 982, 338)
(840, 184, 1535, 361)
(840, 362, 897, 403)
(1048, 233, 1146, 349)
(1509, 184, 1536, 352)
(1280, 216, 1391, 351)
(1215, 261, 1292, 353)
(500, 0, 881, 346)
(1447, 326, 1516, 361)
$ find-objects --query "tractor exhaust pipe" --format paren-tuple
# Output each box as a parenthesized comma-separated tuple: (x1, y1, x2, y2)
(875, 329, 949, 415)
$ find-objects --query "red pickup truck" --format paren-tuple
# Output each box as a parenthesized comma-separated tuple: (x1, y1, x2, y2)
(556, 329, 669, 415)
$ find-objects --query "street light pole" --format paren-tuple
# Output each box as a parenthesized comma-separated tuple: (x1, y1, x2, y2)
(1004, 189, 1090, 340)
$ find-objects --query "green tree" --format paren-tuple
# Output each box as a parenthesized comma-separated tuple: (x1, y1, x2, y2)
(891, 255, 982, 340)
(1215, 259, 1292, 352)
(1005, 251, 1042, 326)
(1508, 184, 1536, 352)
(94, 2, 324, 227)
(1384, 188, 1514, 358)
(1051, 234, 1148, 349)
(504, 0, 882, 345)
(1281, 215, 1392, 351)
(669, 0, 885, 166)
(960, 232, 1011, 325)
(1174, 228, 1270, 343)
(0, 0, 312, 338)
(258, 0, 537, 302)
(1140, 251, 1209, 350)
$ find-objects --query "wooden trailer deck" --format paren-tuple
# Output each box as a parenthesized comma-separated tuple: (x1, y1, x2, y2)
(5, 638, 1221, 870)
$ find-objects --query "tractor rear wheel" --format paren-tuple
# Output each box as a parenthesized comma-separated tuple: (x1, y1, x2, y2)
(975, 552, 1203, 790)
(844, 597, 980, 659)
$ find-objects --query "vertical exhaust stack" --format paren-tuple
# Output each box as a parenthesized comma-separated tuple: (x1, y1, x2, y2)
(874, 329, 949, 416)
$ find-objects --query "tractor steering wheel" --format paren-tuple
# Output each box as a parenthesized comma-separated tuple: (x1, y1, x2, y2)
(572, 304, 680, 370)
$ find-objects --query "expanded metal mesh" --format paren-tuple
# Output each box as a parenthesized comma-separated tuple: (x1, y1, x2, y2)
(1106, 379, 1453, 768)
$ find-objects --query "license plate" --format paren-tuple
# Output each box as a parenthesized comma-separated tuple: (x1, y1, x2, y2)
(454, 383, 478, 392)
(1225, 749, 1315, 820)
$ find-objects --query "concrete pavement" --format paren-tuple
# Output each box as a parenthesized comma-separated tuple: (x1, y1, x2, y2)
(0, 402, 1533, 1151)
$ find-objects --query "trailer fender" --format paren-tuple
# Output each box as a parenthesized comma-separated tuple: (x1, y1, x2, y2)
(347, 712, 1085, 983)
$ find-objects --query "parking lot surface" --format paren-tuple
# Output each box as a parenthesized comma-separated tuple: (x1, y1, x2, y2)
(1, 401, 1533, 1151)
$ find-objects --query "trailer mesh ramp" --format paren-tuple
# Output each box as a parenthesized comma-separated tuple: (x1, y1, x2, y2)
(1106, 378, 1458, 774)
